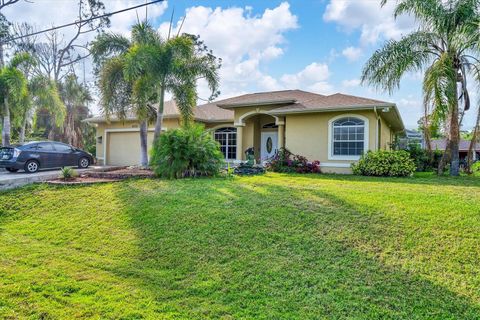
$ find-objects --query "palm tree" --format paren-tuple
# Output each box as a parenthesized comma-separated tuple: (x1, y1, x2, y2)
(362, 0, 480, 176)
(58, 75, 92, 147)
(17, 75, 65, 144)
(122, 26, 220, 141)
(91, 22, 158, 167)
(0, 52, 30, 146)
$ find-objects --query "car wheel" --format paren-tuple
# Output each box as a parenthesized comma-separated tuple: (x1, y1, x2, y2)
(24, 160, 39, 173)
(78, 157, 90, 169)
(5, 168, 19, 173)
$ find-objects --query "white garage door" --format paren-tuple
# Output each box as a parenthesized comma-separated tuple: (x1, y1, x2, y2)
(106, 131, 154, 166)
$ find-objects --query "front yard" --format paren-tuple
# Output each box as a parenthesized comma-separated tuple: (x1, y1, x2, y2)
(1, 173, 480, 319)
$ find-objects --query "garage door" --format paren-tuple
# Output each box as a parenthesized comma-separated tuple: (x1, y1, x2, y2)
(107, 131, 154, 166)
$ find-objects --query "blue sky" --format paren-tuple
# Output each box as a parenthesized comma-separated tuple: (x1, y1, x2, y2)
(5, 0, 478, 129)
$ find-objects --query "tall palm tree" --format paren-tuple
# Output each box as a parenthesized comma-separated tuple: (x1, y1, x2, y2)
(58, 74, 92, 147)
(362, 0, 480, 176)
(91, 22, 158, 167)
(17, 75, 65, 144)
(125, 32, 220, 140)
(0, 52, 30, 146)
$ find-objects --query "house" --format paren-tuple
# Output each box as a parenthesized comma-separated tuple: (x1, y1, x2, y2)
(430, 139, 480, 162)
(398, 129, 424, 149)
(85, 89, 405, 173)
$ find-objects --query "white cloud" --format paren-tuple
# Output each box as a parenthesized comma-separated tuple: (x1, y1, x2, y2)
(342, 79, 361, 88)
(342, 46, 362, 62)
(323, 0, 415, 45)
(158, 2, 298, 99)
(280, 62, 333, 94)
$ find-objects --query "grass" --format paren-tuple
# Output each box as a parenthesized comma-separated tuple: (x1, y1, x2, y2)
(0, 173, 480, 319)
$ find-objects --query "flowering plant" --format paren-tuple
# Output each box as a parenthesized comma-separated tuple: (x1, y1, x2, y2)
(266, 148, 320, 173)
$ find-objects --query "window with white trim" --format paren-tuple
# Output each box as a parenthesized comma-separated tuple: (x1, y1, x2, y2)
(332, 117, 365, 156)
(214, 127, 237, 160)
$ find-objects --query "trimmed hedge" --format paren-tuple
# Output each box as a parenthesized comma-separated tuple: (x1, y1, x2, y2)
(352, 150, 416, 177)
(150, 124, 224, 179)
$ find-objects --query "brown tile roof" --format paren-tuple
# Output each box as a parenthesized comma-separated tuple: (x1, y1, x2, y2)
(194, 101, 233, 122)
(271, 93, 393, 113)
(85, 90, 397, 127)
(216, 89, 325, 107)
(85, 100, 233, 123)
(431, 139, 480, 151)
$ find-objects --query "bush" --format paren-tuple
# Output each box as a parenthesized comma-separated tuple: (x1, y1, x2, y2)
(150, 124, 224, 179)
(472, 161, 480, 176)
(404, 143, 443, 172)
(267, 148, 320, 173)
(351, 150, 416, 177)
(59, 167, 77, 180)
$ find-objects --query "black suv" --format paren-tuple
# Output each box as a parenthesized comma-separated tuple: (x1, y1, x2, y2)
(0, 141, 94, 173)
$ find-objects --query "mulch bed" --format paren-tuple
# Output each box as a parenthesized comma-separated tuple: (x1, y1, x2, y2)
(84, 167, 155, 179)
(46, 167, 155, 186)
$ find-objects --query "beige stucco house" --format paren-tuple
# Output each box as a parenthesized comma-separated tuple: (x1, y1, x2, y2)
(85, 89, 405, 173)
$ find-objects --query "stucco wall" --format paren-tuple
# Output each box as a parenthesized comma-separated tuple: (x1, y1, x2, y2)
(93, 108, 395, 173)
(285, 110, 393, 173)
(94, 118, 180, 163)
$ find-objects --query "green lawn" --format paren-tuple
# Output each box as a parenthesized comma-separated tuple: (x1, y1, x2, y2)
(1, 174, 480, 319)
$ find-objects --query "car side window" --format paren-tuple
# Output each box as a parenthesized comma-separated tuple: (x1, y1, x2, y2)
(53, 143, 73, 152)
(26, 144, 38, 150)
(37, 142, 54, 151)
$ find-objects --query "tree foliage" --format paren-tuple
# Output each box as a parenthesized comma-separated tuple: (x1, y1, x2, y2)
(362, 0, 480, 176)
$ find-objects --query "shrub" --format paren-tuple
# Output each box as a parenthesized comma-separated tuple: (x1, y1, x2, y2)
(267, 148, 320, 174)
(150, 124, 224, 179)
(472, 161, 480, 176)
(351, 150, 416, 177)
(59, 167, 77, 180)
(404, 143, 443, 172)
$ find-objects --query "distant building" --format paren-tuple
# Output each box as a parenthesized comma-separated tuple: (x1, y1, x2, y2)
(430, 139, 480, 162)
(398, 129, 424, 149)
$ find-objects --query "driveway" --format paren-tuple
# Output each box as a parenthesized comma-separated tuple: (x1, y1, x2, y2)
(0, 166, 104, 190)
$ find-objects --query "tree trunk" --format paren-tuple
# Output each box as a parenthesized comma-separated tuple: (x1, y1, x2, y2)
(139, 119, 148, 168)
(2, 97, 10, 147)
(449, 92, 460, 176)
(438, 139, 450, 175)
(19, 113, 27, 144)
(466, 108, 480, 173)
(153, 86, 165, 143)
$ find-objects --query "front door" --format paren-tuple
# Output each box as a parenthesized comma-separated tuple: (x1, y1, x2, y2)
(261, 132, 278, 160)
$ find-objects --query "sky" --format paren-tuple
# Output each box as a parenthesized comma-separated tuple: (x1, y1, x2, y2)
(3, 0, 479, 129)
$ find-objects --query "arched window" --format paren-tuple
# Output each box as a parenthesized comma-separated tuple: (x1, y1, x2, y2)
(214, 127, 237, 160)
(330, 116, 367, 159)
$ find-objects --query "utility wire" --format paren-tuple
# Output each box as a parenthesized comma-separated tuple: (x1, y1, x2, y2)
(2, 0, 165, 44)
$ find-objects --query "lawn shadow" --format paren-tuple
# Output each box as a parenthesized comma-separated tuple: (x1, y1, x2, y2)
(112, 177, 480, 319)
(258, 171, 480, 188)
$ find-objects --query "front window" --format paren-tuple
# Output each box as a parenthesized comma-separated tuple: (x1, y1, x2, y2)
(214, 127, 237, 160)
(332, 117, 365, 157)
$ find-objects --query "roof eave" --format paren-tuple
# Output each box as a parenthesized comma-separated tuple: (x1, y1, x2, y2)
(217, 99, 297, 109)
(269, 103, 405, 132)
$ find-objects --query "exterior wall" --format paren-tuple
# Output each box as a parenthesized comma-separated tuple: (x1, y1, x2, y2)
(93, 108, 396, 173)
(285, 110, 393, 174)
(379, 116, 392, 150)
(94, 118, 180, 165)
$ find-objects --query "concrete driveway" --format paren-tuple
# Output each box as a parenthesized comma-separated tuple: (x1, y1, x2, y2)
(0, 166, 104, 190)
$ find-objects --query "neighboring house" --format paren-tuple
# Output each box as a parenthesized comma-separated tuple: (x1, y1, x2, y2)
(430, 139, 480, 162)
(85, 89, 405, 173)
(398, 129, 424, 149)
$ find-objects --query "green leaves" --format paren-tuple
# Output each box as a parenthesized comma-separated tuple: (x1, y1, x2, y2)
(150, 124, 224, 179)
(361, 31, 435, 93)
(352, 150, 416, 177)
